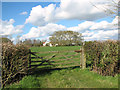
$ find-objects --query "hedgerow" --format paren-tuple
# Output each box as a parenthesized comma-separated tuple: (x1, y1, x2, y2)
(2, 43, 30, 87)
(84, 40, 119, 76)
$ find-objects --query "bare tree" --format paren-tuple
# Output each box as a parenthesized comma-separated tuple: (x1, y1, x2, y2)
(90, 0, 119, 16)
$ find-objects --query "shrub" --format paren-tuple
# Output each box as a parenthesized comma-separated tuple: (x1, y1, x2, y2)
(84, 40, 119, 76)
(2, 43, 30, 87)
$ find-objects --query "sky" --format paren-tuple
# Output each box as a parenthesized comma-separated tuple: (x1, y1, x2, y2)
(0, 0, 118, 43)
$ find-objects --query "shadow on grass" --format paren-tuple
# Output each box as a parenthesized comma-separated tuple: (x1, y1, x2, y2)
(29, 66, 80, 77)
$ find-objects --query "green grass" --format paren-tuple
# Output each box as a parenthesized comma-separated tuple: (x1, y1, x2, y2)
(31, 46, 81, 52)
(7, 68, 118, 88)
(5, 46, 119, 88)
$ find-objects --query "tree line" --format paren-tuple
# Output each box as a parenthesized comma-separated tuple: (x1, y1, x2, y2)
(1, 31, 83, 47)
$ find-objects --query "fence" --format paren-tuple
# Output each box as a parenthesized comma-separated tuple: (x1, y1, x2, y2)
(28, 48, 86, 72)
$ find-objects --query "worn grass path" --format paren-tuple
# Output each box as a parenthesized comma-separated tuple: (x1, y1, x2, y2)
(7, 68, 118, 88)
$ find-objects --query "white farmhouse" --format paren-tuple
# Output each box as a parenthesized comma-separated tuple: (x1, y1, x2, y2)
(43, 41, 52, 47)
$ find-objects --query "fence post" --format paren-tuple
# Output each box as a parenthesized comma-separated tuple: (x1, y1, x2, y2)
(82, 46, 86, 69)
(29, 49, 31, 68)
(81, 46, 86, 69)
(80, 48, 82, 68)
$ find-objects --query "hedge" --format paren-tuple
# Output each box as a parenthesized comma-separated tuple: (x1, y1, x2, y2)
(2, 43, 30, 87)
(84, 40, 120, 76)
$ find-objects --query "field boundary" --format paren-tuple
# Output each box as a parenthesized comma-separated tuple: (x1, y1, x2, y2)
(28, 49, 85, 72)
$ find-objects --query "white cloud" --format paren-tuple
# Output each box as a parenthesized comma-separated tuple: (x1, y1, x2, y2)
(25, 4, 57, 26)
(20, 11, 28, 15)
(0, 19, 24, 36)
(67, 21, 95, 32)
(20, 23, 66, 40)
(82, 31, 94, 37)
(67, 16, 118, 33)
(79, 16, 118, 41)
(84, 30, 118, 41)
(90, 16, 118, 30)
(25, 0, 117, 26)
(55, 0, 108, 20)
(20, 16, 118, 41)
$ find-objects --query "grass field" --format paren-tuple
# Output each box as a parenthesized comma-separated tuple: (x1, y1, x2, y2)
(6, 46, 118, 88)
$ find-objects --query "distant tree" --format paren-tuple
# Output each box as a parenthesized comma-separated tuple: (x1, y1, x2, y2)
(39, 41, 43, 46)
(22, 39, 43, 47)
(22, 39, 32, 46)
(49, 31, 82, 46)
(33, 39, 43, 47)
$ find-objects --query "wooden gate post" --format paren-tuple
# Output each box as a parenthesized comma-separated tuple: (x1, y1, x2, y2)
(81, 46, 86, 69)
(29, 49, 31, 68)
